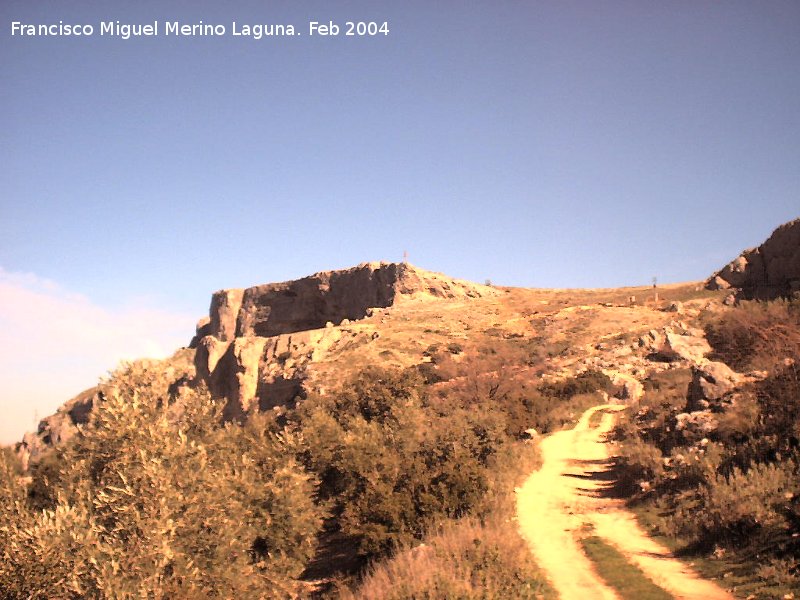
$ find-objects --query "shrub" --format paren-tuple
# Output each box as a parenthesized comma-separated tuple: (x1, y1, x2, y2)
(538, 369, 615, 400)
(432, 367, 543, 438)
(25, 447, 67, 512)
(672, 459, 799, 546)
(339, 444, 552, 600)
(704, 300, 800, 371)
(296, 367, 513, 559)
(615, 437, 666, 494)
(755, 361, 800, 443)
(0, 364, 324, 599)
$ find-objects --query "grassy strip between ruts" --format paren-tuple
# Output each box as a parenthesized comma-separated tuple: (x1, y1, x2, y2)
(580, 535, 674, 600)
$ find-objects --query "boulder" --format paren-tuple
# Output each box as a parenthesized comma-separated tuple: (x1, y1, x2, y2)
(687, 361, 740, 411)
(638, 329, 665, 352)
(675, 411, 718, 435)
(666, 301, 684, 314)
(709, 275, 731, 290)
(658, 330, 711, 364)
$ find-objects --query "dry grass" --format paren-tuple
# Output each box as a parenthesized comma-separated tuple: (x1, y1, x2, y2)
(501, 282, 719, 314)
(704, 300, 800, 371)
(305, 282, 717, 397)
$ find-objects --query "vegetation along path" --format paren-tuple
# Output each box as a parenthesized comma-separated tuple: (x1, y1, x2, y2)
(516, 403, 735, 600)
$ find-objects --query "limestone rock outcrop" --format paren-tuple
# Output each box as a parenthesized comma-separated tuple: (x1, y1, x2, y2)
(17, 387, 99, 469)
(206, 261, 496, 340)
(15, 262, 496, 461)
(687, 361, 741, 411)
(194, 262, 497, 419)
(706, 218, 800, 299)
(660, 329, 712, 364)
(639, 323, 711, 364)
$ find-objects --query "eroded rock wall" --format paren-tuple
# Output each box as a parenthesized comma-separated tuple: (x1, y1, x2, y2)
(707, 218, 800, 299)
(206, 261, 495, 340)
(194, 262, 497, 420)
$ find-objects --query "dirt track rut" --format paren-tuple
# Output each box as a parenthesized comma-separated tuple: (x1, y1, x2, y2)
(516, 404, 734, 600)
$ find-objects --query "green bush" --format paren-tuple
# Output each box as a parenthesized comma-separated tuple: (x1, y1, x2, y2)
(672, 459, 798, 546)
(0, 364, 324, 599)
(615, 436, 666, 494)
(296, 367, 508, 558)
(339, 443, 552, 600)
(538, 369, 615, 400)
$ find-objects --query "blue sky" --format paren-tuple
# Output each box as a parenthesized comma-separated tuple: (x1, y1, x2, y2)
(1, 1, 798, 442)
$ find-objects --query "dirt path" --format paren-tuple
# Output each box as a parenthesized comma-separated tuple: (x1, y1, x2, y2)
(516, 404, 734, 600)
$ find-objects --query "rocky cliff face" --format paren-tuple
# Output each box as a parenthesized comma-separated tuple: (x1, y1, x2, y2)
(706, 218, 800, 299)
(195, 261, 495, 343)
(193, 262, 498, 420)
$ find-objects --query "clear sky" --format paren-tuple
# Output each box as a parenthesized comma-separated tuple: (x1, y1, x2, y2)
(1, 1, 798, 443)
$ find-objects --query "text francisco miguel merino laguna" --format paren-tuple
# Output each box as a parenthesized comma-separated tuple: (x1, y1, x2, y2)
(10, 20, 390, 39)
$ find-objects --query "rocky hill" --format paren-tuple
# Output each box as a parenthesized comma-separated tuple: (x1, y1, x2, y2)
(7, 221, 799, 599)
(17, 218, 799, 465)
(17, 262, 499, 464)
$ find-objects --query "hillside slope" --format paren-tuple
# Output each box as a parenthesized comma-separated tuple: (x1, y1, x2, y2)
(7, 219, 798, 598)
(16, 262, 712, 467)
